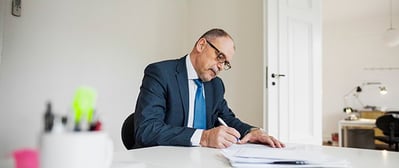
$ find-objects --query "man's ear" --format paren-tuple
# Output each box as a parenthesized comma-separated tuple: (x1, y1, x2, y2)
(196, 38, 206, 52)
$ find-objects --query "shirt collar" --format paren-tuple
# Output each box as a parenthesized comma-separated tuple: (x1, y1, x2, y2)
(186, 54, 198, 80)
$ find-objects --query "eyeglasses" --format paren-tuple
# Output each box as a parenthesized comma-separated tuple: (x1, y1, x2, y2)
(206, 40, 231, 70)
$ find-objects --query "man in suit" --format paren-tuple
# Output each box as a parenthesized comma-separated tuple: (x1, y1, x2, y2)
(133, 28, 284, 149)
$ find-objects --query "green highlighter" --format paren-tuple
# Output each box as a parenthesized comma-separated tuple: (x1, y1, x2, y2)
(72, 86, 97, 131)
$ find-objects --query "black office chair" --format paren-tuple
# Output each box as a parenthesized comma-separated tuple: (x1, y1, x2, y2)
(121, 113, 136, 150)
(375, 113, 399, 151)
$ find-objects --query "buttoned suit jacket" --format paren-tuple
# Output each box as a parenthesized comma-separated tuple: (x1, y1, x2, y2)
(133, 56, 253, 148)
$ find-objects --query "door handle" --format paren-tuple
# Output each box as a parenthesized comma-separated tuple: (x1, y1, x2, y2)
(271, 73, 286, 78)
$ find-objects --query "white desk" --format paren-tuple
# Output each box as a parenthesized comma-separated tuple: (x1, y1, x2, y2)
(338, 118, 376, 147)
(113, 146, 229, 168)
(112, 145, 399, 168)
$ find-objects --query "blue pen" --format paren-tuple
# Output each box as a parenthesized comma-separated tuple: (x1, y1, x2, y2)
(217, 117, 241, 143)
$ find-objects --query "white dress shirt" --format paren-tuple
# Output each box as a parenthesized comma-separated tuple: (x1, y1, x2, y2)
(186, 54, 204, 146)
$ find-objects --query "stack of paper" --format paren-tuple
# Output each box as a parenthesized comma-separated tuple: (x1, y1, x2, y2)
(221, 144, 350, 167)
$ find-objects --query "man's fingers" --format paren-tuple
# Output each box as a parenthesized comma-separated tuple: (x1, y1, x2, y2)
(224, 126, 241, 140)
(268, 136, 284, 148)
(219, 126, 240, 143)
(203, 126, 241, 148)
(266, 136, 276, 148)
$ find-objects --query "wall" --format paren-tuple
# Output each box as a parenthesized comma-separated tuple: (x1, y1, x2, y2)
(323, 0, 399, 141)
(0, 0, 4, 64)
(0, 0, 187, 154)
(187, 0, 264, 128)
(0, 0, 264, 155)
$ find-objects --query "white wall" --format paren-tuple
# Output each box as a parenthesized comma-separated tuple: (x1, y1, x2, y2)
(0, 0, 5, 64)
(323, 0, 399, 141)
(0, 0, 264, 155)
(0, 0, 187, 154)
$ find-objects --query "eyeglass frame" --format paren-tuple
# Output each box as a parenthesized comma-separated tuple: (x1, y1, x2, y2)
(205, 40, 232, 70)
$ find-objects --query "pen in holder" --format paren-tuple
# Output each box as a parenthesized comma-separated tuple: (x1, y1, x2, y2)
(72, 86, 98, 132)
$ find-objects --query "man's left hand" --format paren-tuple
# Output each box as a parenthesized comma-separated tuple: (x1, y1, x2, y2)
(239, 128, 285, 148)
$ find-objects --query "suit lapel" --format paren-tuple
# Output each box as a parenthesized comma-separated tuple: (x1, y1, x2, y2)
(204, 82, 214, 129)
(175, 56, 189, 126)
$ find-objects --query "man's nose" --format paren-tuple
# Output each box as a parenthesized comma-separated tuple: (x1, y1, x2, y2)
(216, 62, 224, 71)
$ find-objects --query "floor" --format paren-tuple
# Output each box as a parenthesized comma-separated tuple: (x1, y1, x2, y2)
(323, 140, 398, 152)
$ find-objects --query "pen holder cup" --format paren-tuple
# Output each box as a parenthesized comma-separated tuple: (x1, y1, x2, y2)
(40, 131, 113, 168)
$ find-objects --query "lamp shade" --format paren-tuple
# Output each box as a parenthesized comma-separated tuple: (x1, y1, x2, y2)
(379, 86, 388, 95)
(382, 28, 399, 47)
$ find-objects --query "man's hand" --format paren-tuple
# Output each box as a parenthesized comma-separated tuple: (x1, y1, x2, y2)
(200, 126, 240, 148)
(239, 128, 285, 148)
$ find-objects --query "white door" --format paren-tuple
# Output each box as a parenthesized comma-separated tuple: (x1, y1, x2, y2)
(265, 0, 322, 145)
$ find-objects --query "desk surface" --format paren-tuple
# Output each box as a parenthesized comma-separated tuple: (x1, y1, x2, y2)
(113, 144, 399, 168)
(339, 118, 376, 125)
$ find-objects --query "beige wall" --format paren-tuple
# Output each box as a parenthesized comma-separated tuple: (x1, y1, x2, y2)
(0, 0, 4, 64)
(187, 0, 264, 128)
(0, 0, 264, 154)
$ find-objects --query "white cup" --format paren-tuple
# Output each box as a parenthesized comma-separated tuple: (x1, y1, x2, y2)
(40, 131, 113, 168)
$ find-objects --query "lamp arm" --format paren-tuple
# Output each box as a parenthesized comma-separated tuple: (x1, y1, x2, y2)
(362, 82, 382, 86)
(343, 86, 359, 107)
(344, 82, 386, 111)
(354, 96, 365, 108)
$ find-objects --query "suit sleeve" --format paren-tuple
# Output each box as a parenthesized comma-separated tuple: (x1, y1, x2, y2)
(134, 64, 195, 147)
(213, 78, 255, 137)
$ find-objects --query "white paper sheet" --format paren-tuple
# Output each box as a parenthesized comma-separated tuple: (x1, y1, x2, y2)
(221, 144, 350, 168)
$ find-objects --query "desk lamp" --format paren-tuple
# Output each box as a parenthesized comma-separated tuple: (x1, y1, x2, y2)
(343, 82, 388, 120)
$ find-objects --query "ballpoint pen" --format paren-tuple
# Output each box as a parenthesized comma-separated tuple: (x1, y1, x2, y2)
(217, 117, 241, 143)
(272, 160, 306, 165)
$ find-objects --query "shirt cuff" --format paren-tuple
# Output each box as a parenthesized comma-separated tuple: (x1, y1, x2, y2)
(190, 129, 203, 146)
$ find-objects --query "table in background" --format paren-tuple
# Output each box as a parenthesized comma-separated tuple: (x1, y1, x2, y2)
(112, 144, 399, 168)
(338, 118, 376, 147)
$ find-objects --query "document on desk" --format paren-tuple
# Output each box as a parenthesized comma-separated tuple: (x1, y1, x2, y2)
(221, 143, 349, 167)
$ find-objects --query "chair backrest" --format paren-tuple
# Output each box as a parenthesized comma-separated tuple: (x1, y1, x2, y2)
(121, 113, 136, 150)
(376, 114, 399, 137)
(386, 111, 399, 115)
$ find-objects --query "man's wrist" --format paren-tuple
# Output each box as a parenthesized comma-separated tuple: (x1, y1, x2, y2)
(199, 130, 209, 147)
(245, 127, 266, 135)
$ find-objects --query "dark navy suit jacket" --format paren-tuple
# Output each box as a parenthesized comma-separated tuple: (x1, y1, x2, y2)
(133, 56, 253, 148)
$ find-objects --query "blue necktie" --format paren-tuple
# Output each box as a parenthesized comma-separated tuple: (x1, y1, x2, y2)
(193, 79, 206, 129)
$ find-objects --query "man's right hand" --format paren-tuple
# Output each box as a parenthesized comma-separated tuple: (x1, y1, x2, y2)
(199, 126, 241, 148)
